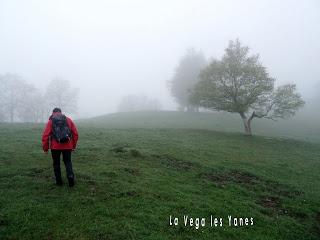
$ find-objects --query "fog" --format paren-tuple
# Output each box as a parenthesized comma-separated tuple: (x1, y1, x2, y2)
(0, 0, 319, 118)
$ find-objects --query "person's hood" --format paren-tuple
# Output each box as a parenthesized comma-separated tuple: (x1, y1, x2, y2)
(49, 112, 63, 120)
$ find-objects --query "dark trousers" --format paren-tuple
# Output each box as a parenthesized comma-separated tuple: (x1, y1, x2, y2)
(51, 150, 74, 184)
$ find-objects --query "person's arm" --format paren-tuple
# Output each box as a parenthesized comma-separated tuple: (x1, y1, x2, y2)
(70, 119, 79, 149)
(42, 120, 52, 152)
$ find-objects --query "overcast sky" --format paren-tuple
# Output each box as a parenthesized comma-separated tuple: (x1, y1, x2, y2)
(0, 0, 319, 117)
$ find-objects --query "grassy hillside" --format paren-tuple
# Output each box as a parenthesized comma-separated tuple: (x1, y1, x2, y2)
(79, 111, 320, 143)
(1, 112, 320, 239)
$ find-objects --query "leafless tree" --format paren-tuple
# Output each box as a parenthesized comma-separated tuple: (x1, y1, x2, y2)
(118, 95, 162, 112)
(0, 74, 27, 122)
(45, 78, 79, 114)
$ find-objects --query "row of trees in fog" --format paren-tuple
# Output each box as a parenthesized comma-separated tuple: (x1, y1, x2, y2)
(118, 95, 162, 112)
(169, 48, 206, 112)
(169, 39, 305, 135)
(0, 74, 78, 123)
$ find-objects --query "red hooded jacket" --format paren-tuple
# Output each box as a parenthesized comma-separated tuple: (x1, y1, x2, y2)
(42, 112, 79, 152)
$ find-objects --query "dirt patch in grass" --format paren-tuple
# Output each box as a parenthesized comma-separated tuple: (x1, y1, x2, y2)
(202, 168, 307, 221)
(129, 149, 142, 157)
(203, 169, 303, 197)
(123, 167, 141, 176)
(125, 191, 138, 197)
(229, 170, 258, 184)
(109, 190, 139, 198)
(152, 154, 196, 171)
(203, 169, 259, 187)
(256, 194, 309, 221)
(111, 146, 127, 153)
(257, 196, 281, 209)
(110, 145, 142, 158)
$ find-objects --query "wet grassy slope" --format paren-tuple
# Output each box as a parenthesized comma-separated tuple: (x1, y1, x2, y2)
(1, 112, 320, 239)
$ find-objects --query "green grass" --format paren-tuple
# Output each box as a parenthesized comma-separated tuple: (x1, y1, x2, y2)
(79, 111, 320, 143)
(1, 111, 320, 239)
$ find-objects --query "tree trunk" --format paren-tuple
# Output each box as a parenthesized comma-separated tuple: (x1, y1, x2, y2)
(239, 112, 252, 136)
(247, 117, 252, 135)
(10, 106, 14, 123)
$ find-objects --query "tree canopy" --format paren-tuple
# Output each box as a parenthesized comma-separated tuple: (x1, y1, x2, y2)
(0, 74, 79, 122)
(45, 78, 79, 114)
(169, 48, 206, 111)
(0, 73, 46, 122)
(191, 39, 305, 135)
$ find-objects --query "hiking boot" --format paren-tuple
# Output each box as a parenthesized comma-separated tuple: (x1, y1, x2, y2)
(56, 181, 63, 186)
(68, 177, 75, 187)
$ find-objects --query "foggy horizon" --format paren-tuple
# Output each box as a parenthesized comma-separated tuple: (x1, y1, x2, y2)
(1, 0, 319, 118)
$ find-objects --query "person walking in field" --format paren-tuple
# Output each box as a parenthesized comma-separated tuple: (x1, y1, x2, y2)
(42, 108, 79, 187)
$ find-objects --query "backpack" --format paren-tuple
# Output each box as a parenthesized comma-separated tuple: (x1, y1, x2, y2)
(50, 114, 72, 143)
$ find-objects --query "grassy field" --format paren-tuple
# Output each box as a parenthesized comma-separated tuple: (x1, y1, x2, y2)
(1, 111, 320, 239)
(80, 111, 320, 143)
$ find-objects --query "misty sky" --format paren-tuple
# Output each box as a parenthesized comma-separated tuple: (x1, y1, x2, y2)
(0, 0, 319, 118)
